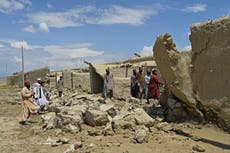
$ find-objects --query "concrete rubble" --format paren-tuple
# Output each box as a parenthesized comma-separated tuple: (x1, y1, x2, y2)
(42, 89, 159, 135)
(153, 16, 230, 132)
(133, 125, 149, 143)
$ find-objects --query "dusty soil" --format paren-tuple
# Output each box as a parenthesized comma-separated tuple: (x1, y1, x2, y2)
(0, 85, 229, 153)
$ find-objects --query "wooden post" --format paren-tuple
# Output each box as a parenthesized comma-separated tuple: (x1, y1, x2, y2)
(21, 45, 24, 87)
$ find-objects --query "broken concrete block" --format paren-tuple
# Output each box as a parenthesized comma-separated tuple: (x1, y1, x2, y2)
(153, 33, 199, 113)
(132, 108, 155, 127)
(85, 109, 109, 126)
(134, 125, 149, 143)
(41, 112, 62, 130)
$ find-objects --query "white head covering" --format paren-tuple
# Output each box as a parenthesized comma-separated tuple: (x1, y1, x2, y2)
(37, 78, 41, 81)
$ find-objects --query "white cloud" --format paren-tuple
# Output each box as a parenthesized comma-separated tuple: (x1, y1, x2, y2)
(39, 23, 49, 32)
(25, 5, 161, 28)
(43, 43, 103, 58)
(182, 4, 206, 13)
(23, 25, 36, 33)
(0, 0, 31, 14)
(1, 39, 32, 49)
(88, 5, 157, 25)
(182, 45, 191, 51)
(139, 45, 153, 56)
(25, 6, 93, 28)
(47, 3, 53, 9)
(0, 39, 106, 73)
(0, 44, 4, 48)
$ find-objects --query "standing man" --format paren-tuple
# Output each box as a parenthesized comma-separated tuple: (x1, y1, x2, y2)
(57, 76, 63, 97)
(136, 66, 145, 99)
(149, 69, 161, 100)
(104, 68, 114, 98)
(144, 68, 151, 103)
(33, 78, 49, 113)
(21, 80, 39, 125)
(130, 69, 138, 97)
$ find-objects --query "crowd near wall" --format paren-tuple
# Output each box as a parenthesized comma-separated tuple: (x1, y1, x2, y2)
(50, 58, 156, 98)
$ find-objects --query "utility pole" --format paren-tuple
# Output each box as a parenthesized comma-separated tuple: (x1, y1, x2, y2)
(5, 64, 7, 77)
(21, 45, 24, 87)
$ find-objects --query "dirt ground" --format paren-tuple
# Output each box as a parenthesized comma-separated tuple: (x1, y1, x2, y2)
(0, 85, 229, 153)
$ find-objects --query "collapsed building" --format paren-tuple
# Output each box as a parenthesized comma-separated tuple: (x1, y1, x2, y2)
(153, 16, 230, 132)
(50, 16, 229, 132)
(49, 56, 157, 98)
(6, 16, 229, 133)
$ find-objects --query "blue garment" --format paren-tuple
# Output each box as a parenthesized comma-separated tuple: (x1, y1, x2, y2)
(144, 74, 151, 99)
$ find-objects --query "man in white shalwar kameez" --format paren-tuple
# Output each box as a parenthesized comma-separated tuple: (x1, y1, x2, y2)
(32, 78, 49, 112)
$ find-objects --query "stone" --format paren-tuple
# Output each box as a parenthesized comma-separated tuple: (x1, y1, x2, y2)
(48, 105, 61, 113)
(44, 136, 69, 147)
(112, 113, 135, 133)
(43, 136, 61, 147)
(41, 112, 62, 129)
(63, 145, 75, 153)
(98, 97, 106, 104)
(89, 143, 95, 148)
(55, 129, 63, 136)
(64, 142, 82, 153)
(100, 104, 117, 118)
(103, 123, 114, 136)
(134, 125, 149, 143)
(85, 109, 109, 126)
(61, 105, 88, 116)
(133, 108, 155, 127)
(129, 97, 140, 103)
(60, 114, 83, 126)
(155, 122, 173, 132)
(74, 141, 83, 149)
(63, 124, 80, 134)
(88, 129, 102, 136)
(59, 137, 70, 144)
(192, 144, 205, 152)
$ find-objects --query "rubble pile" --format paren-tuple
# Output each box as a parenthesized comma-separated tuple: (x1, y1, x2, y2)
(42, 89, 163, 141)
(153, 16, 230, 132)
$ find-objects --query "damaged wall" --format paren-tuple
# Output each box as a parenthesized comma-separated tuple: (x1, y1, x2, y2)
(153, 34, 200, 115)
(72, 72, 90, 92)
(63, 71, 73, 89)
(153, 16, 230, 132)
(7, 67, 50, 87)
(190, 17, 230, 101)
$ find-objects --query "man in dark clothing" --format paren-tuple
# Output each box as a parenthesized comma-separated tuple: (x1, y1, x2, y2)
(130, 69, 138, 97)
(57, 76, 63, 97)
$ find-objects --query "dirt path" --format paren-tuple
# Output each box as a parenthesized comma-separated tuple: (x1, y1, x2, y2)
(0, 86, 229, 153)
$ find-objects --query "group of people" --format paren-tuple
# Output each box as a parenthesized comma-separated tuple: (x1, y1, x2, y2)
(21, 68, 160, 125)
(103, 66, 161, 102)
(131, 67, 161, 102)
(21, 78, 50, 125)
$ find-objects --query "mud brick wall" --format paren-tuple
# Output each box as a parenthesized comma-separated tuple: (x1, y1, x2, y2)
(72, 72, 90, 92)
(113, 77, 130, 98)
(63, 71, 73, 89)
(7, 67, 50, 86)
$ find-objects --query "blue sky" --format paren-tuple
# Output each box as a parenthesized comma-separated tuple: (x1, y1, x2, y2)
(0, 0, 229, 77)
